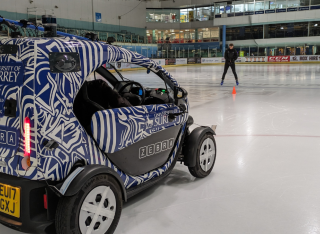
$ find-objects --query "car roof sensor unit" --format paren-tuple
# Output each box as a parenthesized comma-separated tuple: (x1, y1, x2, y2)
(107, 37, 115, 45)
(42, 15, 57, 37)
(85, 32, 98, 41)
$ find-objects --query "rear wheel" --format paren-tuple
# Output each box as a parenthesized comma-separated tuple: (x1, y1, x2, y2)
(188, 133, 216, 178)
(56, 174, 122, 234)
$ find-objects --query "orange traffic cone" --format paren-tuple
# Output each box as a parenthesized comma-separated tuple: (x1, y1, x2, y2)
(232, 86, 237, 94)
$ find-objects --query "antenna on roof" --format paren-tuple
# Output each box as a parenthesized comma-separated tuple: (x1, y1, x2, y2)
(85, 32, 98, 41)
(107, 37, 115, 45)
(42, 15, 57, 37)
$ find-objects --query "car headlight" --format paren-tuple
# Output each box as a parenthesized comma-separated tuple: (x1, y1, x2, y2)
(49, 52, 81, 73)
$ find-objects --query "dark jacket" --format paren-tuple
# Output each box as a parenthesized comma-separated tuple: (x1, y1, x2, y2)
(224, 48, 238, 63)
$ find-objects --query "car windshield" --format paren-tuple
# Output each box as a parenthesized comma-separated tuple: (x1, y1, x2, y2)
(106, 62, 167, 89)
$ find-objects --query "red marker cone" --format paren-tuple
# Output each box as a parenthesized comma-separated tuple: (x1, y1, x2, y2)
(232, 86, 237, 94)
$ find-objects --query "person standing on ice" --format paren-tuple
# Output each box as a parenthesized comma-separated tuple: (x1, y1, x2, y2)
(221, 43, 239, 86)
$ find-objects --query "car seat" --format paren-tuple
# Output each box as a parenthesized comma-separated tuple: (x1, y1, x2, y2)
(74, 80, 132, 134)
(73, 81, 106, 135)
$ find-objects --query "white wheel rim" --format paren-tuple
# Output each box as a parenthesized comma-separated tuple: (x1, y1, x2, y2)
(79, 186, 116, 234)
(199, 138, 215, 172)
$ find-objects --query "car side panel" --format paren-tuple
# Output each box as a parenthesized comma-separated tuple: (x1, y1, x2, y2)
(90, 104, 183, 154)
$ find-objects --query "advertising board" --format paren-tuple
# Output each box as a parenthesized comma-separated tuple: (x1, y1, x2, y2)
(221, 57, 243, 63)
(152, 59, 166, 66)
(245, 57, 267, 62)
(201, 58, 221, 63)
(175, 58, 188, 65)
(165, 58, 176, 65)
(290, 56, 320, 62)
(187, 58, 201, 64)
(268, 56, 290, 62)
(309, 56, 319, 61)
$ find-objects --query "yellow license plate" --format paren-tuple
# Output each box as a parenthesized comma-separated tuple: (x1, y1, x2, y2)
(0, 183, 20, 218)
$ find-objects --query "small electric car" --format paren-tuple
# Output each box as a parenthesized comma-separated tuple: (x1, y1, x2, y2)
(0, 36, 216, 234)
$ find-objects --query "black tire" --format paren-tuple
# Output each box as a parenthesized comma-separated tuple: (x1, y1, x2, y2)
(188, 133, 216, 178)
(56, 174, 122, 234)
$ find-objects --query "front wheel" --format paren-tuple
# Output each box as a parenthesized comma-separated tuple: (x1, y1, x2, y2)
(188, 133, 216, 178)
(55, 174, 122, 234)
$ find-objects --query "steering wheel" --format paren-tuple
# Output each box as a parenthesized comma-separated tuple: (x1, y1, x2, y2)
(118, 81, 145, 106)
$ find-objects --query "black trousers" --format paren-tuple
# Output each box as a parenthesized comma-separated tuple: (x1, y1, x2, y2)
(222, 61, 238, 80)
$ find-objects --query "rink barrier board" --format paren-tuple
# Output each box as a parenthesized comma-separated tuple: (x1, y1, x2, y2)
(112, 62, 320, 72)
(106, 56, 320, 72)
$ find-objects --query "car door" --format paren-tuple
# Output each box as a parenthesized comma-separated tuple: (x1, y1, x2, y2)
(90, 65, 186, 176)
(91, 103, 184, 176)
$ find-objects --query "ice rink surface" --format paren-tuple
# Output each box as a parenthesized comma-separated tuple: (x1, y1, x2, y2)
(116, 64, 320, 234)
(2, 64, 320, 234)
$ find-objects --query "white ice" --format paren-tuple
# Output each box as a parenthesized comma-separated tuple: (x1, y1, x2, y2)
(2, 64, 320, 234)
(116, 64, 320, 234)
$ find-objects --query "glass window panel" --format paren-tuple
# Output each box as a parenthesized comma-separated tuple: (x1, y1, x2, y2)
(197, 31, 203, 42)
(207, 48, 218, 57)
(311, 0, 320, 5)
(146, 9, 180, 23)
(276, 0, 287, 8)
(295, 45, 306, 55)
(310, 21, 320, 36)
(276, 47, 285, 56)
(226, 25, 263, 40)
(188, 8, 196, 22)
(306, 45, 313, 55)
(245, 0, 255, 11)
(196, 7, 212, 21)
(293, 22, 308, 37)
(268, 47, 276, 56)
(255, 1, 265, 10)
(211, 27, 220, 42)
(250, 46, 258, 56)
(240, 47, 250, 57)
(300, 0, 310, 6)
(214, 3, 226, 14)
(190, 29, 196, 42)
(265, 22, 308, 39)
(180, 9, 188, 23)
(287, 0, 301, 7)
(314, 45, 320, 55)
(258, 47, 266, 56)
(146, 10, 155, 22)
(264, 1, 277, 10)
(233, 1, 245, 12)
(225, 4, 233, 13)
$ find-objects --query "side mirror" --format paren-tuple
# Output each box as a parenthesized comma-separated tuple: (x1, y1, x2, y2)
(175, 87, 188, 100)
(174, 86, 188, 105)
(147, 68, 151, 74)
